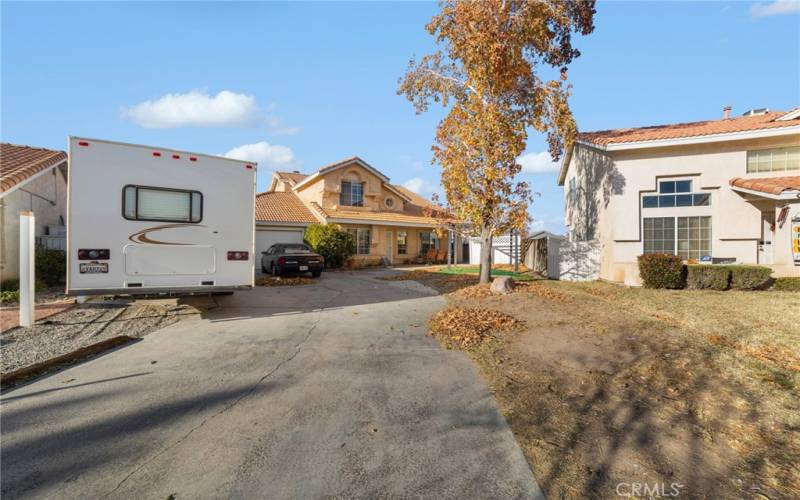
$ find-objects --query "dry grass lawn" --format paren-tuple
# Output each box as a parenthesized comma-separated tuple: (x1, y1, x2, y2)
(393, 268, 800, 499)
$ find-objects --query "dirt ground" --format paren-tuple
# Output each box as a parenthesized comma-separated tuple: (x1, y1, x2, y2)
(1, 299, 200, 374)
(395, 268, 800, 499)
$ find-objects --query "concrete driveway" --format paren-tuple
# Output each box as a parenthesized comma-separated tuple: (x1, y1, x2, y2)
(1, 270, 543, 499)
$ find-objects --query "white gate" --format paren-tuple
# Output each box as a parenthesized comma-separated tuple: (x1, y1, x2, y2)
(551, 239, 600, 281)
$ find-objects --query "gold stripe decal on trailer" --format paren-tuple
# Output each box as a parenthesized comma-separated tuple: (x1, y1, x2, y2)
(128, 223, 208, 245)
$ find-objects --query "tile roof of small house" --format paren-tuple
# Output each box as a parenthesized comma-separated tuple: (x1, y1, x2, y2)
(729, 176, 800, 195)
(275, 171, 309, 185)
(255, 191, 319, 223)
(1, 143, 67, 194)
(580, 110, 799, 147)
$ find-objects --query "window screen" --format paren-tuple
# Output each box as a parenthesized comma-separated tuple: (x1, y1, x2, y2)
(123, 185, 202, 223)
(747, 147, 800, 173)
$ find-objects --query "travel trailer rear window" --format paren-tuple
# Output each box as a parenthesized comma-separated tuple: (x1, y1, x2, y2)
(122, 185, 203, 223)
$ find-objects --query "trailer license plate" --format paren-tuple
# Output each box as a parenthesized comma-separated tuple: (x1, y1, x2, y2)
(80, 262, 108, 274)
(299, 265, 308, 271)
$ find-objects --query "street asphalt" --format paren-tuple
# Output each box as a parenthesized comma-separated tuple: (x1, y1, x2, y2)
(1, 270, 543, 499)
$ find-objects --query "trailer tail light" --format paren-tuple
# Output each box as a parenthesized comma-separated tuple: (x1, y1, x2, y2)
(78, 141, 90, 147)
(78, 249, 110, 260)
(152, 152, 162, 157)
(227, 251, 249, 261)
(277, 256, 286, 266)
(189, 156, 198, 162)
(172, 154, 180, 159)
(245, 164, 254, 170)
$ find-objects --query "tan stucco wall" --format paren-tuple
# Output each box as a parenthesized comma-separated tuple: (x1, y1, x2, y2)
(296, 164, 405, 213)
(564, 135, 800, 285)
(0, 165, 68, 282)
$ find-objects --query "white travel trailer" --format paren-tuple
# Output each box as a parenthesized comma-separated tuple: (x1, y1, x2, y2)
(67, 137, 256, 295)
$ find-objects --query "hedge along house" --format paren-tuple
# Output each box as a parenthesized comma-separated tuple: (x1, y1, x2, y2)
(254, 157, 465, 266)
(558, 107, 800, 286)
(1, 143, 68, 282)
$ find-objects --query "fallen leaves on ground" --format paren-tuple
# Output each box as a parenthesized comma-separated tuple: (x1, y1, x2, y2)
(428, 307, 524, 349)
(514, 282, 572, 303)
(255, 276, 316, 287)
(450, 284, 494, 299)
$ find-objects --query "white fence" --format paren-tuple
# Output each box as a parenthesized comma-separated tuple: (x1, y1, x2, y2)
(548, 239, 600, 281)
(467, 234, 521, 265)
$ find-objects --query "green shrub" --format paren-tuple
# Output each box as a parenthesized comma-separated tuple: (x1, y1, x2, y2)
(35, 247, 66, 286)
(773, 277, 800, 291)
(1, 278, 20, 291)
(686, 265, 730, 290)
(637, 253, 685, 289)
(304, 224, 356, 268)
(729, 265, 773, 290)
(0, 289, 20, 303)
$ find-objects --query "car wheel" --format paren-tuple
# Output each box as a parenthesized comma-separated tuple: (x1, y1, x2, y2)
(261, 264, 268, 273)
(312, 270, 321, 278)
(272, 264, 280, 277)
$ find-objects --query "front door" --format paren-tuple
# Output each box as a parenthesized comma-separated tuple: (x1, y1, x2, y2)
(385, 230, 393, 265)
(758, 211, 774, 265)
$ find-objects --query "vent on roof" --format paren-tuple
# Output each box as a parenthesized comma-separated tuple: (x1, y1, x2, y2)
(742, 108, 769, 117)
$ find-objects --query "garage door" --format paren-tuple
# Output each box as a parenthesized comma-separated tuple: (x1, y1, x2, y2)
(256, 228, 305, 257)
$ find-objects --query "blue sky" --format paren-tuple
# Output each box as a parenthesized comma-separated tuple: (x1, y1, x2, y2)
(2, 1, 798, 233)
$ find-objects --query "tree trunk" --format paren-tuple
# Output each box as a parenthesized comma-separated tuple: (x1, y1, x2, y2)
(478, 226, 492, 284)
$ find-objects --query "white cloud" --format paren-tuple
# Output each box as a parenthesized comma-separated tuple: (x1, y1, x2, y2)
(751, 0, 800, 17)
(223, 141, 297, 168)
(123, 90, 258, 129)
(402, 177, 439, 196)
(266, 116, 301, 135)
(518, 151, 559, 174)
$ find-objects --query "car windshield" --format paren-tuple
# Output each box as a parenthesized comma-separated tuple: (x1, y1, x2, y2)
(283, 244, 311, 252)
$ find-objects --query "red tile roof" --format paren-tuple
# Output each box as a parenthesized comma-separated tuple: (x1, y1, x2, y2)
(255, 192, 318, 223)
(1, 143, 67, 194)
(275, 171, 309, 185)
(729, 176, 800, 195)
(580, 111, 799, 146)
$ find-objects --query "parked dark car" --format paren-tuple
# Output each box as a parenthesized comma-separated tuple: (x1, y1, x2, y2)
(261, 243, 324, 277)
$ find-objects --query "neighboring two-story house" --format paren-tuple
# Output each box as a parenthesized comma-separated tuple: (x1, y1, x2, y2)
(254, 157, 467, 266)
(558, 107, 800, 286)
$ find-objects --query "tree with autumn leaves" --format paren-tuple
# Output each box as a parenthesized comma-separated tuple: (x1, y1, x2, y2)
(399, 0, 595, 283)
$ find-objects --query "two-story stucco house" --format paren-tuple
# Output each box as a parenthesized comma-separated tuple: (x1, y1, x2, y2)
(558, 107, 800, 286)
(253, 157, 468, 266)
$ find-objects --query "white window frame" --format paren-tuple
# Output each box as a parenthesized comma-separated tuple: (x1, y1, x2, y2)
(340, 181, 364, 207)
(643, 215, 713, 261)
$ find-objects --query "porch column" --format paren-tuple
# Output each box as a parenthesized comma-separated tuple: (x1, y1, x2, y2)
(19, 211, 35, 328)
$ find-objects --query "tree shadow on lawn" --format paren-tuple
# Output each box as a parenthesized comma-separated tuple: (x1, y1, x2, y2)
(473, 295, 800, 500)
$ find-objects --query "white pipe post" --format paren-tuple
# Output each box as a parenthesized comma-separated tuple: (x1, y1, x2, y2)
(19, 211, 35, 327)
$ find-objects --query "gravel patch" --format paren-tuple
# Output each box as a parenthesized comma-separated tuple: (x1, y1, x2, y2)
(1, 300, 200, 373)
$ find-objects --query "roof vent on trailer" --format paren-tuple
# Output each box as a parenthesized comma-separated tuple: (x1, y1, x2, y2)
(741, 108, 769, 117)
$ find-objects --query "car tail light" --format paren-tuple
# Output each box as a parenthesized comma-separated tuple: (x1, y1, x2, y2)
(227, 251, 249, 261)
(78, 249, 110, 260)
(277, 256, 286, 266)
